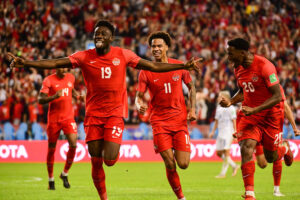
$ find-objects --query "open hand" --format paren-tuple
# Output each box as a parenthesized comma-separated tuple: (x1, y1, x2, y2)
(6, 52, 25, 68)
(184, 57, 203, 72)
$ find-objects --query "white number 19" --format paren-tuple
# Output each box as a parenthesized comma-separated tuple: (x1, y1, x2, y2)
(101, 67, 112, 79)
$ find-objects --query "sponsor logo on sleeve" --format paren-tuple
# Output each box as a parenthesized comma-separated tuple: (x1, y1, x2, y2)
(269, 73, 277, 83)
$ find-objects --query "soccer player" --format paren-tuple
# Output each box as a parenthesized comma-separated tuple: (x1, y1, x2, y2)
(38, 68, 79, 190)
(7, 20, 201, 200)
(220, 38, 293, 200)
(209, 91, 239, 178)
(253, 87, 300, 196)
(135, 31, 196, 200)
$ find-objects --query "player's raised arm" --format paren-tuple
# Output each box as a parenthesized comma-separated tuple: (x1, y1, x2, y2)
(136, 57, 202, 72)
(38, 91, 62, 104)
(6, 52, 72, 69)
(135, 91, 148, 115)
(242, 84, 282, 116)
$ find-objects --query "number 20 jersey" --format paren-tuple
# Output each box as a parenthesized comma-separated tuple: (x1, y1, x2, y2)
(68, 47, 141, 122)
(234, 54, 282, 117)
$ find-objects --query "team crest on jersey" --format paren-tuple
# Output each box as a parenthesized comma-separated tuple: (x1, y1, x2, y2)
(172, 74, 180, 81)
(67, 82, 72, 87)
(112, 58, 120, 66)
(252, 75, 258, 82)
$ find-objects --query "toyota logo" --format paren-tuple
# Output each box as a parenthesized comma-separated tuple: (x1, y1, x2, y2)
(60, 142, 86, 162)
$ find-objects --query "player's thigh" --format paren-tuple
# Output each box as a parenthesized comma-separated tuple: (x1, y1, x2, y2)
(87, 139, 105, 157)
(153, 133, 173, 154)
(216, 138, 226, 152)
(65, 133, 77, 147)
(174, 150, 190, 169)
(47, 123, 61, 145)
(160, 148, 176, 169)
(103, 140, 121, 160)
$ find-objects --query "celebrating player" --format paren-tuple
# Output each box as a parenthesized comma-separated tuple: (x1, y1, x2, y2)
(209, 91, 239, 178)
(38, 68, 79, 190)
(7, 20, 201, 200)
(135, 31, 196, 200)
(253, 86, 300, 196)
(220, 38, 293, 200)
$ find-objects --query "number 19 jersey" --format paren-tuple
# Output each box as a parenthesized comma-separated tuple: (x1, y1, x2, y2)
(137, 58, 191, 128)
(68, 46, 141, 124)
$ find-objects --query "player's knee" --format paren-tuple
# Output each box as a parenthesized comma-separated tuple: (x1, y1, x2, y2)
(264, 154, 275, 163)
(164, 159, 176, 169)
(104, 159, 117, 167)
(216, 151, 223, 158)
(178, 161, 189, 169)
(257, 161, 267, 169)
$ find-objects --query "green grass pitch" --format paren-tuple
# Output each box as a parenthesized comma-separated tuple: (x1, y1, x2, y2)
(0, 162, 299, 200)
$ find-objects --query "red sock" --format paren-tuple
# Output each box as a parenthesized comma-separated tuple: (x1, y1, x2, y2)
(166, 168, 184, 199)
(276, 146, 286, 161)
(241, 161, 255, 191)
(47, 147, 56, 178)
(91, 157, 107, 200)
(63, 146, 76, 173)
(273, 160, 282, 186)
(104, 153, 120, 166)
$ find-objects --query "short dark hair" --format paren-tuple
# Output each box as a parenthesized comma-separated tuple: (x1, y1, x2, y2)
(94, 20, 115, 35)
(148, 31, 172, 47)
(228, 38, 250, 51)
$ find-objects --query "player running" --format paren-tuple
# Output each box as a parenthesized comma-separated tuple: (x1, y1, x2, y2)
(7, 20, 201, 200)
(248, 86, 299, 196)
(220, 38, 293, 200)
(209, 91, 239, 178)
(38, 68, 79, 190)
(135, 31, 196, 200)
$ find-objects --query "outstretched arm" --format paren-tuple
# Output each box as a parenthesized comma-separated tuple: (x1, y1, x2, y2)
(186, 81, 196, 121)
(136, 57, 202, 72)
(135, 91, 148, 115)
(6, 53, 72, 69)
(284, 100, 300, 136)
(38, 91, 62, 104)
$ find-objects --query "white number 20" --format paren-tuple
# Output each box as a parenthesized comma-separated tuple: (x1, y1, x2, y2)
(101, 67, 112, 79)
(242, 82, 255, 92)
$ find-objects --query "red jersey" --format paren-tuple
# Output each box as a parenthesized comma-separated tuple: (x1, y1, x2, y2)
(68, 47, 141, 123)
(234, 55, 282, 117)
(40, 73, 75, 123)
(137, 58, 191, 128)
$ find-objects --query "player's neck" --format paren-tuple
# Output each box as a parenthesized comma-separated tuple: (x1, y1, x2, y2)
(56, 73, 65, 79)
(96, 46, 110, 55)
(155, 56, 168, 63)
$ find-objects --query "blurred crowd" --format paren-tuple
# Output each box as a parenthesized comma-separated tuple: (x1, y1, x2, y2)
(0, 0, 300, 132)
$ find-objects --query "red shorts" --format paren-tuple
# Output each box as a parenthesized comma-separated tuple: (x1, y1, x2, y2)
(237, 112, 284, 151)
(84, 116, 124, 144)
(152, 126, 190, 154)
(47, 119, 77, 143)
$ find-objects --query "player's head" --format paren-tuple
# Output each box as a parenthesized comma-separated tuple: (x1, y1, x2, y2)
(93, 20, 115, 50)
(227, 38, 250, 65)
(56, 68, 67, 78)
(218, 90, 231, 102)
(148, 31, 171, 62)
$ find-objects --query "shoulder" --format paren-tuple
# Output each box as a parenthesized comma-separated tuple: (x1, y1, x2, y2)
(168, 58, 183, 64)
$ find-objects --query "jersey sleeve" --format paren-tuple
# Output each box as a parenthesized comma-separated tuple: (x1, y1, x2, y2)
(261, 61, 279, 87)
(182, 70, 192, 85)
(215, 107, 221, 120)
(137, 71, 148, 93)
(230, 106, 237, 120)
(121, 49, 141, 68)
(68, 51, 84, 69)
(40, 77, 51, 94)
